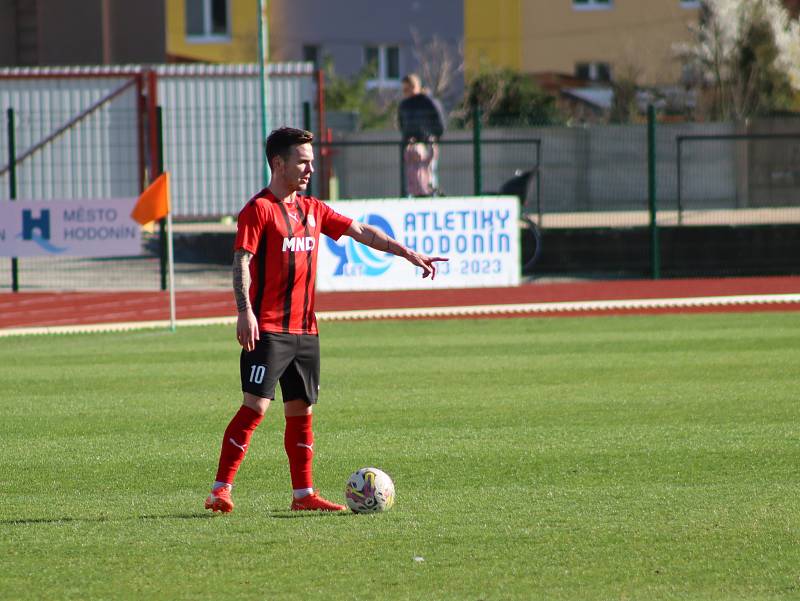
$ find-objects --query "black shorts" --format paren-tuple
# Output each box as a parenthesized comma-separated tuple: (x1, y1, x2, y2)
(240, 332, 321, 404)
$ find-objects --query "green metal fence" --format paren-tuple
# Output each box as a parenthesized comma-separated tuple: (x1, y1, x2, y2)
(2, 104, 800, 290)
(315, 112, 800, 279)
(315, 137, 542, 205)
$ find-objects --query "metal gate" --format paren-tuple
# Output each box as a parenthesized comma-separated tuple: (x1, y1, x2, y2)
(0, 63, 318, 291)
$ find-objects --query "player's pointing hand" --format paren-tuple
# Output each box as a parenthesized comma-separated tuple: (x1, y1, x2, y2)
(407, 252, 448, 279)
(343, 220, 448, 280)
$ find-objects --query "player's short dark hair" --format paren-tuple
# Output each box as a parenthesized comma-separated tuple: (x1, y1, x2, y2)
(265, 127, 314, 168)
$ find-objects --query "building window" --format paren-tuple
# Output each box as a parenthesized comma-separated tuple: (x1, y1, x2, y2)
(303, 45, 320, 69)
(573, 0, 612, 10)
(186, 0, 230, 40)
(576, 62, 611, 82)
(363, 45, 401, 88)
(679, 0, 701, 7)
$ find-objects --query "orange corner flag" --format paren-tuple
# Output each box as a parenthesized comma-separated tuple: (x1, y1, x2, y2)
(131, 172, 170, 226)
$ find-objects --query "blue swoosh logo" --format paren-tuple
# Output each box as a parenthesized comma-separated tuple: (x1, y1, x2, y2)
(17, 232, 68, 254)
(325, 213, 394, 277)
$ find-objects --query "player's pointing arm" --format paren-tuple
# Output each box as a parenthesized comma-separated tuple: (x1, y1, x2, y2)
(344, 221, 448, 279)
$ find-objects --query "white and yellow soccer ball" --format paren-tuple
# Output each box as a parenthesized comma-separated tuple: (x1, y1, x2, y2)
(345, 467, 395, 513)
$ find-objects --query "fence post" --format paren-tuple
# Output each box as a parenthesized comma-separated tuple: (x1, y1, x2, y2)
(156, 106, 167, 292)
(400, 142, 407, 197)
(257, 0, 270, 187)
(315, 69, 328, 200)
(7, 108, 19, 292)
(472, 106, 482, 195)
(647, 104, 661, 279)
(676, 136, 683, 226)
(535, 140, 542, 222)
(303, 101, 313, 197)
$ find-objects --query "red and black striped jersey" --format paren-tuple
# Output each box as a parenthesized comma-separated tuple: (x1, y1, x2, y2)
(234, 188, 352, 335)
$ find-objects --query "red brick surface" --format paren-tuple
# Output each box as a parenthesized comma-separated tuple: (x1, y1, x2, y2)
(2, 276, 799, 329)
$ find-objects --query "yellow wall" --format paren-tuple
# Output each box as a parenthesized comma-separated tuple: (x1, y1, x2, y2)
(465, 0, 700, 85)
(166, 0, 260, 63)
(464, 0, 522, 74)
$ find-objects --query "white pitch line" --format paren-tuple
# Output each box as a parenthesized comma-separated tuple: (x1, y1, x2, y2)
(0, 316, 237, 338)
(0, 293, 798, 338)
(316, 293, 800, 321)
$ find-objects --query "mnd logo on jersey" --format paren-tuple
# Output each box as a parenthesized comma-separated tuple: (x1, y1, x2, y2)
(325, 213, 394, 277)
(282, 236, 316, 252)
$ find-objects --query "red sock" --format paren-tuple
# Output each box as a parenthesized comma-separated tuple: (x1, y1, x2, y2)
(284, 414, 314, 491)
(214, 405, 264, 485)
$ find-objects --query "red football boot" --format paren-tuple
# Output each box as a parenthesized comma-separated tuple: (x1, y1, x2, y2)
(205, 485, 234, 513)
(290, 491, 346, 512)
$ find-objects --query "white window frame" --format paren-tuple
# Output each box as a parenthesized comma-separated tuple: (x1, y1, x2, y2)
(302, 44, 321, 69)
(364, 45, 402, 89)
(572, 0, 613, 11)
(576, 62, 612, 82)
(185, 0, 231, 43)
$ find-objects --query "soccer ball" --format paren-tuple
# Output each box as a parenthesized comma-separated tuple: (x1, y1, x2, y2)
(345, 467, 395, 513)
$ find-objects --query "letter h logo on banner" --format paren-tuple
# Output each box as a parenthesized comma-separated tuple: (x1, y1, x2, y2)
(20, 208, 67, 254)
(22, 209, 50, 241)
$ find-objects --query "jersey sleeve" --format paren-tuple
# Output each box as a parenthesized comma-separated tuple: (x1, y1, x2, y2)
(318, 201, 353, 241)
(234, 201, 265, 253)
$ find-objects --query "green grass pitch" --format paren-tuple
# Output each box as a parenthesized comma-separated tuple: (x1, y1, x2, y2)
(1, 312, 799, 600)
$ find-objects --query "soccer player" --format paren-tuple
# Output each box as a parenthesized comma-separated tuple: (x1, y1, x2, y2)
(205, 127, 447, 513)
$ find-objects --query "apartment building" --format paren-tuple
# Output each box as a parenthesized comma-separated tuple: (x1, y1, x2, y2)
(269, 0, 462, 93)
(0, 0, 165, 66)
(166, 0, 258, 63)
(165, 0, 463, 100)
(465, 0, 702, 86)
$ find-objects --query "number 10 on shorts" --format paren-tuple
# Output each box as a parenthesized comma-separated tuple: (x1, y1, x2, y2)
(249, 364, 266, 384)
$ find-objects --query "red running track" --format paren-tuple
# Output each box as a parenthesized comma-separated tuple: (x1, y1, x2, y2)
(1, 276, 799, 330)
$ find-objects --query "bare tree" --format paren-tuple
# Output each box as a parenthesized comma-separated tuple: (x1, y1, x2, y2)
(610, 62, 644, 123)
(674, 0, 800, 120)
(409, 28, 464, 105)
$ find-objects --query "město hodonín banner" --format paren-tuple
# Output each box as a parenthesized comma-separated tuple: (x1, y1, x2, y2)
(0, 198, 141, 258)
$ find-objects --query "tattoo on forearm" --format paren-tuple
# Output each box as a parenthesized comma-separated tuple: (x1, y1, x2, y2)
(232, 249, 253, 313)
(366, 226, 393, 254)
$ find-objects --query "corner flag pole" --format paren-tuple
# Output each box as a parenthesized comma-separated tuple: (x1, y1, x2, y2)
(257, 0, 270, 186)
(130, 171, 173, 330)
(154, 107, 176, 331)
(166, 207, 176, 331)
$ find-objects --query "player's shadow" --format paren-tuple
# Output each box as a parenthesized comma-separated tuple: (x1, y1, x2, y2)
(0, 517, 84, 525)
(138, 512, 216, 521)
(3, 510, 364, 524)
(1, 512, 213, 525)
(267, 509, 353, 519)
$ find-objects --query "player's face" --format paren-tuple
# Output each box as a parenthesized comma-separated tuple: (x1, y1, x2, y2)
(281, 143, 314, 192)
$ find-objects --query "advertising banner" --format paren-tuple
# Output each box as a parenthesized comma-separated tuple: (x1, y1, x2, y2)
(318, 196, 519, 291)
(0, 198, 142, 257)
